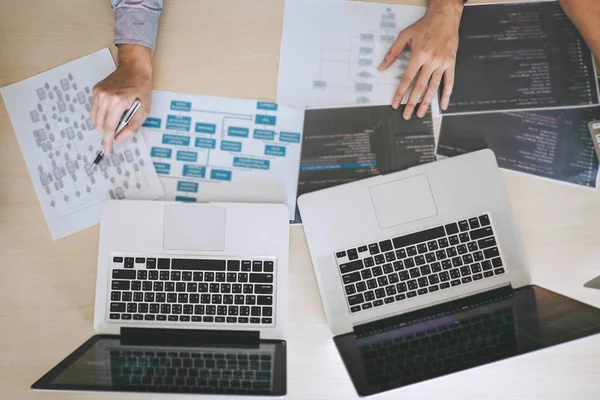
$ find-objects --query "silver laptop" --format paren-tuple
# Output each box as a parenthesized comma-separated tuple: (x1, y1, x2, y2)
(298, 149, 531, 336)
(33, 200, 289, 396)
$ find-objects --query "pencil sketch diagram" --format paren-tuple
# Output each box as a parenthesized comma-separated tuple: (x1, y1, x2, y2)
(312, 7, 411, 105)
(28, 73, 157, 219)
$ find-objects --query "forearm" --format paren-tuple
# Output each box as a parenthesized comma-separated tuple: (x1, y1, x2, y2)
(559, 0, 600, 61)
(117, 44, 153, 77)
(427, 0, 465, 16)
(110, 0, 163, 51)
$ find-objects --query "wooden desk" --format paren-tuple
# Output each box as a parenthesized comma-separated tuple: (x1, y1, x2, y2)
(1, 1, 599, 399)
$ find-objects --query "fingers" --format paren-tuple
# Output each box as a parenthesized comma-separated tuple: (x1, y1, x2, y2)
(392, 56, 424, 110)
(441, 65, 456, 111)
(417, 69, 444, 118)
(115, 111, 145, 144)
(378, 30, 410, 71)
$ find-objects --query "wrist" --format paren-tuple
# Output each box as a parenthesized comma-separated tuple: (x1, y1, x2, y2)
(427, 0, 464, 18)
(117, 44, 153, 78)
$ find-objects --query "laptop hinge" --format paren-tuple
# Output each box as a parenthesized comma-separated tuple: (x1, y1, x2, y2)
(352, 285, 513, 337)
(120, 328, 260, 347)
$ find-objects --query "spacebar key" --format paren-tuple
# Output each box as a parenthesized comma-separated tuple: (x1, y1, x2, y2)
(171, 259, 226, 271)
(392, 226, 446, 249)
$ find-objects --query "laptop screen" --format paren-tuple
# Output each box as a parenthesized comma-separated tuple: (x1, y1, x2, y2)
(32, 337, 286, 396)
(334, 285, 600, 397)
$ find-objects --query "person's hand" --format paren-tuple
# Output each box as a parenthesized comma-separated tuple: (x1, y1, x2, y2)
(378, 0, 464, 119)
(91, 44, 153, 154)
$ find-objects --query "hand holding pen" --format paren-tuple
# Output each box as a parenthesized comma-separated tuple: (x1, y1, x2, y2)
(92, 99, 142, 166)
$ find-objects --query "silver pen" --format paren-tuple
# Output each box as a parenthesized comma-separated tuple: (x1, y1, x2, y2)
(92, 98, 142, 166)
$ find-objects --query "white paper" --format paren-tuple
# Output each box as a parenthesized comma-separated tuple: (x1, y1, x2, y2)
(277, 0, 440, 115)
(141, 91, 305, 220)
(0, 49, 165, 239)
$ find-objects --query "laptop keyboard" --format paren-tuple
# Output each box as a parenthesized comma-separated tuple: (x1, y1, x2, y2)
(108, 257, 276, 326)
(108, 347, 274, 394)
(335, 214, 506, 313)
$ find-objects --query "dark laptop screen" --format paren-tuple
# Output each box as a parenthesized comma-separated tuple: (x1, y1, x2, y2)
(32, 337, 286, 396)
(334, 286, 600, 397)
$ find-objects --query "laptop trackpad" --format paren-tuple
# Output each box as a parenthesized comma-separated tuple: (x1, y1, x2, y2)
(163, 205, 226, 251)
(370, 174, 437, 229)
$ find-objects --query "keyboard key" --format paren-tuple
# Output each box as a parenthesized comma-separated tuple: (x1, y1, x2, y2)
(452, 257, 463, 267)
(364, 291, 375, 301)
(407, 246, 417, 256)
(110, 303, 126, 312)
(264, 261, 274, 272)
(385, 252, 396, 262)
(158, 258, 170, 269)
(494, 267, 505, 275)
(124, 259, 134, 268)
(172, 259, 226, 271)
(470, 226, 494, 240)
(361, 270, 372, 280)
(149, 271, 158, 280)
(241, 261, 252, 271)
(407, 280, 418, 290)
(468, 218, 480, 229)
(135, 257, 145, 264)
(425, 253, 436, 263)
(449, 235, 459, 245)
(429, 285, 439, 292)
(461, 277, 472, 283)
(375, 288, 386, 298)
(257, 296, 273, 305)
(385, 285, 397, 296)
(428, 274, 439, 284)
(462, 254, 474, 264)
(458, 221, 469, 231)
(137, 270, 148, 280)
(478, 237, 496, 249)
(438, 238, 449, 248)
(125, 257, 134, 263)
(111, 292, 121, 301)
(459, 233, 470, 243)
(417, 288, 428, 295)
(442, 260, 452, 270)
(445, 223, 459, 235)
(347, 249, 359, 260)
(427, 240, 439, 251)
(254, 285, 273, 294)
(134, 314, 143, 320)
(122, 314, 132, 320)
(404, 258, 415, 269)
(417, 277, 428, 288)
(396, 282, 408, 293)
(372, 266, 383, 276)
(431, 262, 442, 272)
(450, 269, 460, 279)
(383, 264, 393, 274)
(336, 251, 346, 258)
(482, 260, 493, 270)
(415, 255, 425, 266)
(368, 243, 380, 255)
(393, 226, 446, 249)
(358, 246, 368, 253)
(388, 273, 399, 284)
(492, 258, 503, 268)
(479, 215, 491, 226)
(407, 291, 417, 298)
(373, 300, 384, 307)
(440, 282, 450, 289)
(474, 251, 484, 262)
(361, 303, 373, 310)
(113, 270, 136, 280)
(384, 297, 395, 304)
(112, 281, 130, 290)
(348, 294, 364, 305)
(484, 247, 500, 259)
(249, 274, 273, 283)
(451, 279, 461, 286)
(473, 273, 483, 281)
(379, 240, 393, 252)
(262, 318, 272, 324)
(472, 263, 482, 273)
(395, 249, 407, 259)
(440, 271, 450, 282)
(457, 244, 468, 255)
(356, 282, 367, 292)
(395, 294, 406, 301)
(339, 259, 363, 274)
(399, 271, 409, 281)
(122, 292, 132, 302)
(252, 261, 262, 272)
(393, 261, 404, 271)
(460, 266, 471, 276)
(409, 268, 421, 278)
(146, 258, 156, 269)
(113, 256, 124, 263)
(343, 272, 361, 285)
(374, 254, 385, 265)
(420, 265, 431, 275)
(484, 271, 494, 278)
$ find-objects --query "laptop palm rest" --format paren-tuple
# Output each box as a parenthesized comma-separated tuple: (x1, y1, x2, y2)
(369, 174, 437, 229)
(163, 205, 226, 251)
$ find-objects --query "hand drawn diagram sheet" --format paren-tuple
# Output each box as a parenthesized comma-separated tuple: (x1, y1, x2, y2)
(1, 49, 164, 239)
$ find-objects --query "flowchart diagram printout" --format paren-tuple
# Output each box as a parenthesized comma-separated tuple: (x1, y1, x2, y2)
(0, 49, 164, 239)
(277, 0, 440, 115)
(142, 91, 305, 220)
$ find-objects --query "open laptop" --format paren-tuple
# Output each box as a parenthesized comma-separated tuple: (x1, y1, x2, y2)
(33, 200, 289, 396)
(297, 149, 600, 395)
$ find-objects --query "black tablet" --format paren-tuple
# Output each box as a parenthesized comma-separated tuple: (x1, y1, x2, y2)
(32, 335, 286, 396)
(334, 285, 600, 397)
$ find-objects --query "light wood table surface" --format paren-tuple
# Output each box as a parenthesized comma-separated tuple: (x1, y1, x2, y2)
(1, 1, 599, 399)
